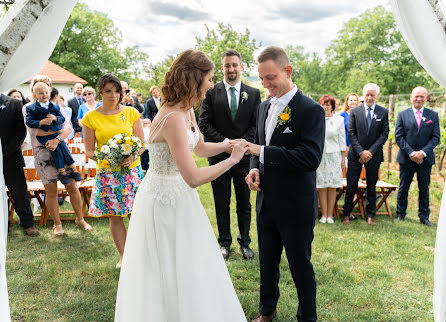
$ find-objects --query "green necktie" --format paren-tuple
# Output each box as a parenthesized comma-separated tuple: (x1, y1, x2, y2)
(230, 87, 237, 120)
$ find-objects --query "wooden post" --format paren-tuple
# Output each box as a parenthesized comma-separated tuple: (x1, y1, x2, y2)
(387, 95, 395, 180)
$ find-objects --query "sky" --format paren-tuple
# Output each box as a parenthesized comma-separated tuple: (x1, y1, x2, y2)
(83, 0, 389, 70)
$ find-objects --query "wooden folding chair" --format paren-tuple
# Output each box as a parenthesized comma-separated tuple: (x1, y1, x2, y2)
(334, 167, 367, 218)
(374, 171, 397, 217)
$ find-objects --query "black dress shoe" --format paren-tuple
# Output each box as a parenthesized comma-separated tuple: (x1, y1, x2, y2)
(221, 246, 230, 259)
(420, 218, 434, 227)
(393, 216, 405, 223)
(241, 246, 254, 260)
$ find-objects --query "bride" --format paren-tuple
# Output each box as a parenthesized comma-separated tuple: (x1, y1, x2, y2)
(114, 49, 248, 321)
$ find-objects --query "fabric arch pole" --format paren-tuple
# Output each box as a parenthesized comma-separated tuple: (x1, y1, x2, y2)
(0, 1, 77, 320)
(389, 1, 446, 321)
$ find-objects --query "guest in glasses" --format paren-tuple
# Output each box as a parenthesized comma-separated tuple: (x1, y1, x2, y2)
(77, 86, 101, 129)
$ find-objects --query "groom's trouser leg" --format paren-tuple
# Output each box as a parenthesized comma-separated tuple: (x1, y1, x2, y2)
(343, 160, 362, 216)
(416, 164, 432, 220)
(232, 165, 251, 247)
(210, 170, 232, 247)
(281, 217, 317, 322)
(396, 162, 416, 218)
(257, 205, 283, 316)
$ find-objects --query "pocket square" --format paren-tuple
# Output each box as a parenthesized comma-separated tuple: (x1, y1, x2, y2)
(283, 127, 293, 134)
(375, 119, 381, 122)
(426, 120, 433, 124)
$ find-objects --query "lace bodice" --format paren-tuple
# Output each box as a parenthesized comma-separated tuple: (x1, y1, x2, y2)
(137, 125, 200, 207)
(147, 129, 199, 176)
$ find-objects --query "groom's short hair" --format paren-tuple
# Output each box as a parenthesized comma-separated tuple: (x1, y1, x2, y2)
(257, 46, 290, 69)
(221, 49, 242, 63)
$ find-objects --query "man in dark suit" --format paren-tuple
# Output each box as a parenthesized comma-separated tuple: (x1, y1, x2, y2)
(199, 49, 260, 260)
(67, 83, 84, 133)
(245, 46, 325, 322)
(120, 82, 144, 114)
(394, 86, 440, 226)
(144, 85, 161, 121)
(0, 94, 39, 236)
(342, 83, 389, 225)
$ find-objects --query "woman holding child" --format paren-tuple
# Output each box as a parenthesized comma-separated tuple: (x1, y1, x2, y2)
(23, 75, 93, 236)
(82, 74, 145, 268)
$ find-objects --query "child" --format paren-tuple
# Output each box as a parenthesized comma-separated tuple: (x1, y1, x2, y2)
(25, 82, 82, 184)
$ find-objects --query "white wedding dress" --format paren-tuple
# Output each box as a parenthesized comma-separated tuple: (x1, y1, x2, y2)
(115, 113, 247, 322)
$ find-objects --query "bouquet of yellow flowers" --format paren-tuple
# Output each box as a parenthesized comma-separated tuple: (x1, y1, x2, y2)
(94, 133, 144, 175)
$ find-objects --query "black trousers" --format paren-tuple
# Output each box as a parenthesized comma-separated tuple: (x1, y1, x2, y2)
(257, 201, 317, 321)
(4, 152, 34, 228)
(397, 162, 431, 220)
(343, 160, 380, 218)
(209, 161, 251, 247)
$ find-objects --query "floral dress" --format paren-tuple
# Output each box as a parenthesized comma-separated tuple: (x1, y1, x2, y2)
(82, 107, 144, 217)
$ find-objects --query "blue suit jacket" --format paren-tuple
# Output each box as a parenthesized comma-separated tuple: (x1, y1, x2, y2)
(395, 107, 440, 165)
(25, 101, 65, 132)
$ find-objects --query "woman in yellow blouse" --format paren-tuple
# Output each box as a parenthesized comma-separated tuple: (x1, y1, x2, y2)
(82, 74, 144, 267)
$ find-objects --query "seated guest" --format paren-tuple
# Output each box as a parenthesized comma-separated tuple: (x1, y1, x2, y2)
(120, 81, 144, 113)
(56, 94, 74, 140)
(144, 85, 161, 121)
(77, 86, 100, 127)
(340, 93, 359, 153)
(24, 75, 92, 236)
(0, 91, 39, 236)
(317, 95, 346, 223)
(25, 82, 82, 185)
(7, 89, 28, 105)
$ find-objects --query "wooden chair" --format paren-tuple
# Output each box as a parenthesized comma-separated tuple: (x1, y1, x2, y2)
(334, 167, 367, 218)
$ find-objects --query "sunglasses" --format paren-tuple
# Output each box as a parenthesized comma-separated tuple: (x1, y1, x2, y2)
(83, 92, 93, 96)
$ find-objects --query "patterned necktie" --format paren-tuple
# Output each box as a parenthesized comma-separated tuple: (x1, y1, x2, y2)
(230, 87, 237, 120)
(78, 97, 83, 106)
(416, 110, 422, 128)
(367, 107, 372, 129)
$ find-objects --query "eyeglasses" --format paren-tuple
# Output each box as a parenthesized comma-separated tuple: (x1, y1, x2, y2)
(83, 92, 93, 96)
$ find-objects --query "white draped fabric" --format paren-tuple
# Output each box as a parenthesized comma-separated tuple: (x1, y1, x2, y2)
(0, 140, 10, 322)
(0, 1, 77, 319)
(390, 1, 446, 321)
(0, 0, 78, 92)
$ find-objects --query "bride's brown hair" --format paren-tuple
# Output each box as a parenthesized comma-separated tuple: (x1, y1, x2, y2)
(161, 49, 214, 110)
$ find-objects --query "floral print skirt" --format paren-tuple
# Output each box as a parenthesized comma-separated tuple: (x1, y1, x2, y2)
(316, 151, 343, 189)
(89, 166, 144, 217)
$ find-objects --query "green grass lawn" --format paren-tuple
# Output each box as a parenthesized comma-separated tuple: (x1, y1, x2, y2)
(6, 158, 440, 321)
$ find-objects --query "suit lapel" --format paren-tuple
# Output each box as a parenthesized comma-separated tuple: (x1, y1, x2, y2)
(418, 108, 430, 132)
(358, 104, 369, 134)
(259, 100, 271, 145)
(269, 90, 300, 145)
(234, 83, 246, 121)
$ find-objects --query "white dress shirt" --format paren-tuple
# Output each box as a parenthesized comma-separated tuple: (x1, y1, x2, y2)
(259, 85, 298, 163)
(410, 106, 426, 157)
(38, 101, 50, 109)
(223, 80, 242, 142)
(363, 102, 376, 118)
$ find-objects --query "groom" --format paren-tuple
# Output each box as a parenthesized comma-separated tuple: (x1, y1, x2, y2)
(245, 46, 325, 321)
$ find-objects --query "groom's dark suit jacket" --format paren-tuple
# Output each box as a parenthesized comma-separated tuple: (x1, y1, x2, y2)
(199, 81, 260, 166)
(395, 107, 440, 166)
(347, 103, 389, 163)
(250, 90, 325, 224)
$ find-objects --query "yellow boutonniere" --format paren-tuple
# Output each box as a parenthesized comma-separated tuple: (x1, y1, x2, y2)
(276, 106, 292, 128)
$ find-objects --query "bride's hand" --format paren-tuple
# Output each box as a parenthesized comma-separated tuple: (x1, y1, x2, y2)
(120, 155, 134, 168)
(229, 142, 248, 163)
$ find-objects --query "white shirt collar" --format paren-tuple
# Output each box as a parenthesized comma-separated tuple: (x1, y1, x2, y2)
(363, 102, 376, 111)
(412, 106, 424, 114)
(272, 85, 298, 107)
(38, 100, 50, 109)
(223, 80, 241, 93)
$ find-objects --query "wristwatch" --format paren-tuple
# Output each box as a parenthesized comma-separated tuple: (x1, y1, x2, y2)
(56, 135, 62, 142)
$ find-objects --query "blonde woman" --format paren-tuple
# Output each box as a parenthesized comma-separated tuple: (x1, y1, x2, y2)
(340, 93, 359, 150)
(77, 86, 100, 126)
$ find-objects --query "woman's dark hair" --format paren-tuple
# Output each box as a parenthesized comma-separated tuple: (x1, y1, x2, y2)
(6, 89, 27, 105)
(97, 73, 123, 105)
(161, 49, 214, 110)
(318, 95, 336, 112)
(50, 87, 59, 100)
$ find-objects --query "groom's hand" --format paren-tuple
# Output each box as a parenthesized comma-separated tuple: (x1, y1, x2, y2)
(246, 143, 261, 156)
(246, 170, 261, 191)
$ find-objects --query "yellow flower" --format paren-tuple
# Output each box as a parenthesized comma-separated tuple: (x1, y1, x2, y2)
(125, 139, 133, 145)
(101, 159, 110, 168)
(117, 140, 123, 144)
(280, 113, 290, 121)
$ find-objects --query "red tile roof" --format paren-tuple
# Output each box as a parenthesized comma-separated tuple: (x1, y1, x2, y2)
(25, 61, 87, 85)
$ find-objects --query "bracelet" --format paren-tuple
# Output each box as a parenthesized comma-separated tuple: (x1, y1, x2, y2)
(56, 135, 62, 142)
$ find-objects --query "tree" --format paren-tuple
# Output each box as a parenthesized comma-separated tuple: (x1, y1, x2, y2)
(323, 6, 438, 96)
(195, 23, 258, 82)
(50, 2, 148, 87)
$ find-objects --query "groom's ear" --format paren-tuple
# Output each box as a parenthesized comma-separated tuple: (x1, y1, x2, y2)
(285, 65, 293, 79)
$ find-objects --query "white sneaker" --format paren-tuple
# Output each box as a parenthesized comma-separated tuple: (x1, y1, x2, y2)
(319, 217, 327, 223)
(327, 218, 334, 224)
